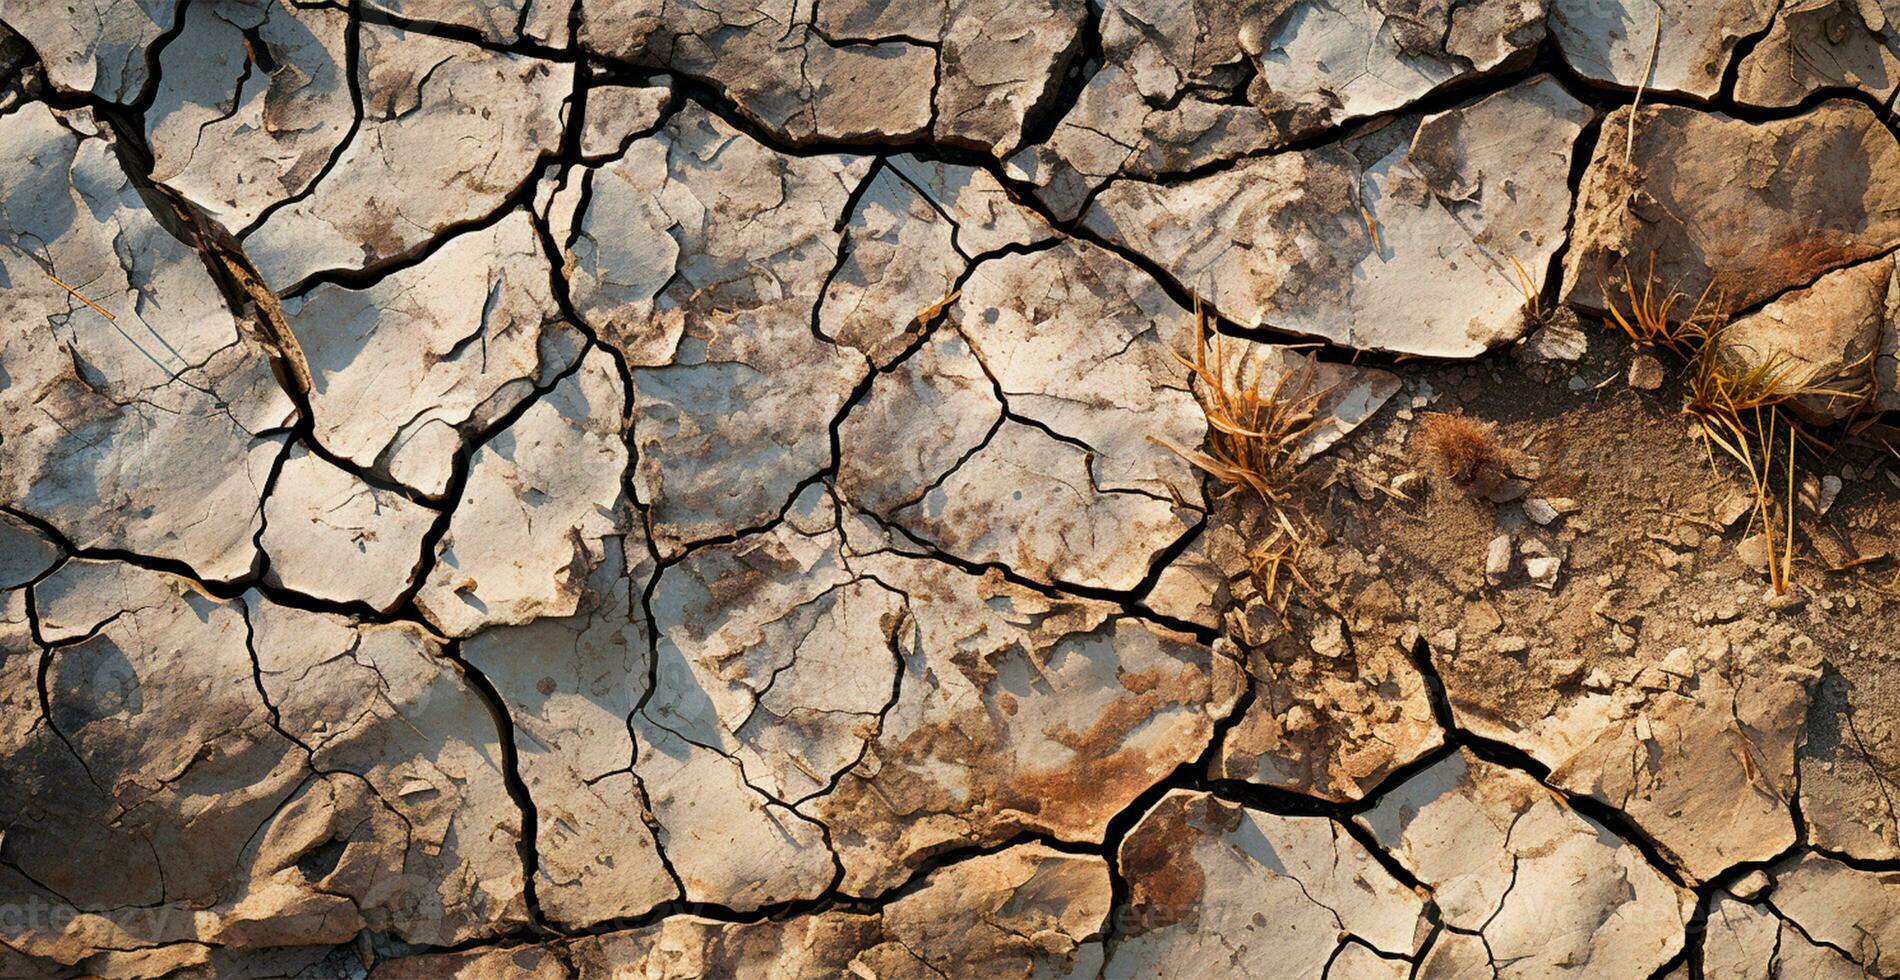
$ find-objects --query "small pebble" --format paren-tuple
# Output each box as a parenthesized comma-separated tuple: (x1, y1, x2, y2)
(1628, 352, 1665, 390)
(1485, 534, 1513, 584)
(1730, 870, 1772, 900)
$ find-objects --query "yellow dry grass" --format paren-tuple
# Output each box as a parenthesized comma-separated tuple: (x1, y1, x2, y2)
(44, 272, 115, 321)
(1151, 296, 1331, 618)
(1152, 296, 1328, 510)
(1683, 342, 1865, 594)
(1602, 256, 1718, 358)
(1607, 257, 1868, 595)
(1510, 256, 1543, 325)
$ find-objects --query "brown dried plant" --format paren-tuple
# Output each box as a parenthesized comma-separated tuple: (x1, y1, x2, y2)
(1238, 506, 1321, 628)
(1152, 296, 1331, 618)
(1152, 297, 1328, 510)
(1418, 411, 1511, 493)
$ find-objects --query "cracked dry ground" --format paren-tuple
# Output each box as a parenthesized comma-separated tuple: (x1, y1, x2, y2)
(7, 2, 1900, 979)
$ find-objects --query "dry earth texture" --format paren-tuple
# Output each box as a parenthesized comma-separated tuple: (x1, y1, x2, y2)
(4, 1, 1900, 978)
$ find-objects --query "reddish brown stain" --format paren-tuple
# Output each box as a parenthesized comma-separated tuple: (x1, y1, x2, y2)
(1118, 794, 1203, 935)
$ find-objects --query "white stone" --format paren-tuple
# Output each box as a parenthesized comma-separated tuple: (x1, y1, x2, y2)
(146, 1, 353, 230)
(0, 105, 292, 582)
(1109, 790, 1424, 975)
(1552, 0, 1776, 99)
(242, 25, 571, 291)
(283, 210, 583, 497)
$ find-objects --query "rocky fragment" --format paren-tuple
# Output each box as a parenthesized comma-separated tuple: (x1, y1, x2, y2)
(819, 164, 967, 366)
(261, 445, 436, 611)
(1217, 609, 1444, 802)
(820, 156, 1051, 365)
(1563, 101, 1900, 315)
(364, 0, 574, 47)
(1629, 351, 1666, 390)
(1011, 0, 1546, 221)
(579, 0, 1084, 156)
(1719, 254, 1900, 422)
(1800, 661, 1900, 859)
(1360, 750, 1694, 976)
(1085, 76, 1590, 357)
(579, 81, 674, 158)
(1699, 894, 1866, 978)
(0, 104, 293, 582)
(636, 495, 1244, 896)
(1736, 0, 1900, 106)
(145, 0, 353, 231)
(0, 513, 60, 589)
(646, 508, 905, 804)
(631, 708, 838, 910)
(1551, 0, 1776, 99)
(1251, 0, 1546, 136)
(464, 536, 678, 927)
(836, 331, 1004, 517)
(931, 0, 1087, 156)
(890, 420, 1195, 590)
(1108, 790, 1425, 975)
(1486, 532, 1517, 583)
(282, 210, 583, 497)
(372, 945, 569, 980)
(1768, 852, 1900, 975)
(242, 24, 571, 290)
(1437, 624, 1818, 881)
(848, 241, 1206, 591)
(886, 155, 1055, 256)
(819, 520, 1242, 893)
(1005, 65, 1273, 222)
(417, 349, 628, 637)
(249, 600, 530, 946)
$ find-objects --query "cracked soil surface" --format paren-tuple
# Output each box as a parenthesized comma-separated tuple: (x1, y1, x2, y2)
(2, 0, 1900, 977)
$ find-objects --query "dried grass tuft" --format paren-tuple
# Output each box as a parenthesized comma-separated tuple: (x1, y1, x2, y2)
(1602, 256, 1721, 358)
(1683, 341, 1863, 594)
(1510, 256, 1544, 326)
(1152, 297, 1328, 510)
(1600, 254, 1871, 595)
(1152, 296, 1333, 619)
